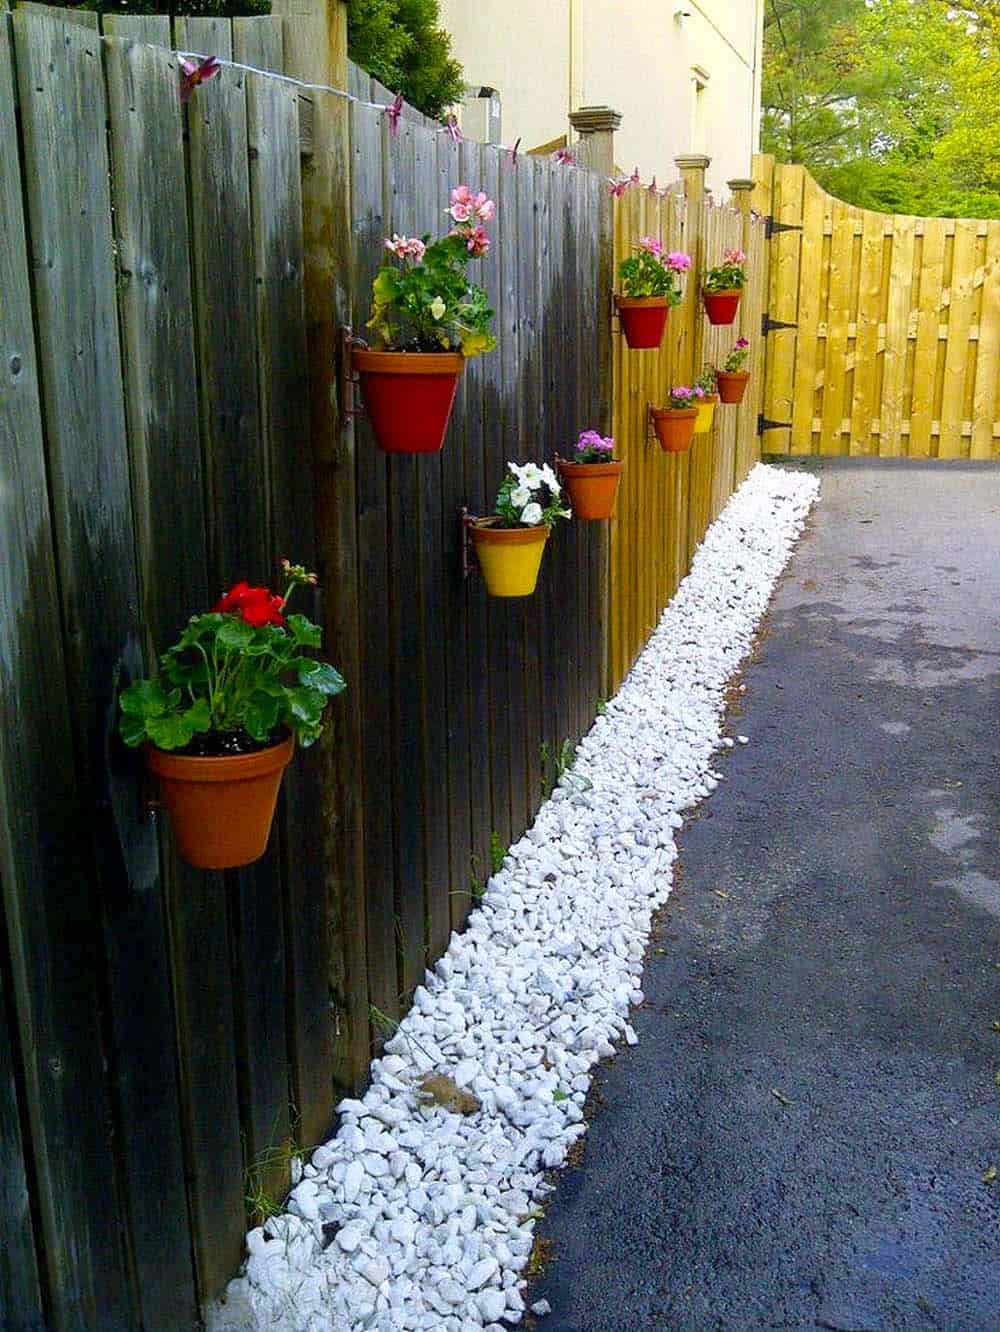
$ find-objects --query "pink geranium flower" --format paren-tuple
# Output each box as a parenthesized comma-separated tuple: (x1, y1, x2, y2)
(638, 235, 664, 258)
(666, 251, 692, 272)
(464, 225, 490, 257)
(384, 233, 426, 262)
(724, 248, 747, 265)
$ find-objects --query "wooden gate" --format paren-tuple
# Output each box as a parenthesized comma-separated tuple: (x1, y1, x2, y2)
(753, 154, 1000, 459)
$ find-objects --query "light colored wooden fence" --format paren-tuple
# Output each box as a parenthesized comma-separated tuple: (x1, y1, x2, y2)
(753, 153, 1000, 459)
(608, 167, 766, 691)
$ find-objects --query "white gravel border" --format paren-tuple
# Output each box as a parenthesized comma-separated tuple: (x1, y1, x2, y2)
(212, 462, 819, 1332)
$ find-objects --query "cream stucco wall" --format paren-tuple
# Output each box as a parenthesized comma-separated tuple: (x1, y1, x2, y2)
(440, 0, 764, 196)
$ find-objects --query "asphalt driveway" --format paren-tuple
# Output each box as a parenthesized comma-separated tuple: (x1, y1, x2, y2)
(530, 459, 1000, 1332)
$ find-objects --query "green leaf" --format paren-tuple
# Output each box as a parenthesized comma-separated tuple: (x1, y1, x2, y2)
(146, 714, 195, 751)
(294, 720, 323, 748)
(286, 614, 322, 649)
(288, 685, 325, 725)
(244, 692, 281, 741)
(552, 1089, 569, 1103)
(183, 698, 212, 733)
(119, 678, 170, 717)
(297, 660, 347, 696)
(119, 713, 149, 748)
(217, 618, 254, 651)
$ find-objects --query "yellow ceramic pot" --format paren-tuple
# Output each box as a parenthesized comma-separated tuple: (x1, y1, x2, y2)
(470, 522, 549, 597)
(693, 393, 719, 435)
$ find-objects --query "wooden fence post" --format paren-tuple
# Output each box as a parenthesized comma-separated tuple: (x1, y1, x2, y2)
(270, 0, 347, 88)
(674, 153, 710, 384)
(728, 177, 755, 251)
(569, 104, 621, 180)
(569, 105, 620, 698)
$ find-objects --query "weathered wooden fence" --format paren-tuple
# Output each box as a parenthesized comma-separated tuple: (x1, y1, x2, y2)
(0, 4, 611, 1327)
(753, 154, 1000, 460)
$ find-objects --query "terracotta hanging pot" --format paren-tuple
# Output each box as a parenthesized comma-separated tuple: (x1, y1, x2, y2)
(616, 296, 669, 350)
(556, 459, 625, 520)
(651, 406, 698, 453)
(702, 288, 742, 325)
(147, 733, 294, 869)
(352, 348, 464, 453)
(470, 522, 549, 597)
(717, 371, 750, 404)
(693, 394, 719, 435)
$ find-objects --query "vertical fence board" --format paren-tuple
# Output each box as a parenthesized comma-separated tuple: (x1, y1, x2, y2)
(849, 208, 885, 455)
(11, 12, 145, 1326)
(435, 133, 473, 939)
(910, 218, 947, 458)
(461, 137, 496, 909)
(234, 15, 284, 72)
(789, 175, 825, 453)
(183, 49, 268, 1304)
(0, 17, 58, 1326)
(421, 132, 459, 960)
(298, 81, 370, 1093)
(483, 147, 513, 850)
(879, 215, 915, 457)
(351, 102, 398, 1027)
(104, 35, 210, 1329)
(818, 199, 854, 455)
(385, 122, 429, 1004)
(412, 125, 450, 972)
(101, 12, 170, 42)
(939, 220, 978, 459)
(971, 221, 1000, 460)
(247, 66, 319, 1186)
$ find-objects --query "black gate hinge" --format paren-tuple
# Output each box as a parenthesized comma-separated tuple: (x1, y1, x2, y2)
(762, 313, 798, 336)
(757, 414, 793, 435)
(764, 216, 804, 239)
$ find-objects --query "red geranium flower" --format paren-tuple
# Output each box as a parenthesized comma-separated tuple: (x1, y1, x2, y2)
(213, 581, 285, 627)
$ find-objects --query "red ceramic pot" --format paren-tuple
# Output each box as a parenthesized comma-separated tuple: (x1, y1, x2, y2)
(616, 296, 669, 350)
(353, 348, 464, 453)
(702, 288, 742, 325)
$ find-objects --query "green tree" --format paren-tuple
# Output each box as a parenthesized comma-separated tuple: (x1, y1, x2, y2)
(763, 0, 1000, 217)
(348, 0, 464, 120)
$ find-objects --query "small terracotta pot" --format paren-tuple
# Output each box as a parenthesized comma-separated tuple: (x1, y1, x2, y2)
(148, 734, 294, 869)
(702, 288, 742, 325)
(651, 406, 698, 453)
(693, 394, 719, 435)
(717, 370, 750, 404)
(352, 348, 464, 454)
(470, 522, 549, 597)
(616, 296, 669, 350)
(556, 459, 625, 521)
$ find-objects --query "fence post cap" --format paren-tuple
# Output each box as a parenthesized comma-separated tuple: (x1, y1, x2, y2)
(674, 153, 711, 171)
(727, 177, 756, 192)
(569, 105, 623, 134)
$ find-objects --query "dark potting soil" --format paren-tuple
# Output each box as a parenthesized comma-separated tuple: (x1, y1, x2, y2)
(173, 728, 285, 758)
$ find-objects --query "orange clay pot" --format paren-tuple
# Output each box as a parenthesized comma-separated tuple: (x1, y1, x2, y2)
(147, 733, 294, 869)
(556, 459, 625, 520)
(352, 348, 464, 453)
(717, 370, 750, 404)
(651, 406, 698, 453)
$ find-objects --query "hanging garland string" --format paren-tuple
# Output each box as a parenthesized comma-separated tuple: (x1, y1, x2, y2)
(173, 51, 745, 212)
